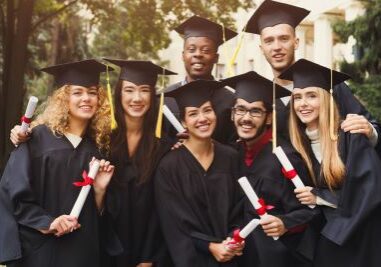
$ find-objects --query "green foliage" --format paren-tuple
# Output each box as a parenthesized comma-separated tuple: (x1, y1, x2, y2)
(333, 0, 381, 121)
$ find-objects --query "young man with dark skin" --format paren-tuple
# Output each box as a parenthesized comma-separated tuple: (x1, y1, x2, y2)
(244, 0, 380, 154)
(164, 15, 238, 144)
(223, 71, 316, 267)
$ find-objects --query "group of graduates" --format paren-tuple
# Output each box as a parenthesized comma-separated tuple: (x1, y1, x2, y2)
(1, 1, 381, 267)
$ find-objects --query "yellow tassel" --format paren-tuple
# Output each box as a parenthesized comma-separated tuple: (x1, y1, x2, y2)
(225, 25, 246, 78)
(155, 92, 164, 138)
(272, 79, 277, 152)
(329, 69, 337, 141)
(106, 65, 117, 130)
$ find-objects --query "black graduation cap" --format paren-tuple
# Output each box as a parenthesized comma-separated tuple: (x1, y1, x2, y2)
(40, 59, 111, 88)
(103, 58, 177, 87)
(222, 71, 290, 103)
(175, 15, 238, 46)
(245, 0, 310, 34)
(278, 59, 351, 90)
(165, 80, 224, 110)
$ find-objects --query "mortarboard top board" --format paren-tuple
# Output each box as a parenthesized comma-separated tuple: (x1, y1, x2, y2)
(175, 15, 238, 46)
(103, 58, 177, 88)
(40, 59, 112, 88)
(278, 59, 351, 90)
(222, 71, 290, 104)
(165, 80, 224, 110)
(244, 0, 310, 34)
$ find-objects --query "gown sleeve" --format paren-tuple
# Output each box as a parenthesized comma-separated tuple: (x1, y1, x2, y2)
(321, 133, 381, 245)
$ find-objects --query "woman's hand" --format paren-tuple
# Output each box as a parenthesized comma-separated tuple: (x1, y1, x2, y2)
(10, 125, 31, 146)
(136, 263, 153, 267)
(92, 158, 114, 193)
(226, 237, 245, 256)
(40, 215, 80, 237)
(209, 241, 236, 262)
(260, 215, 287, 237)
(294, 186, 317, 205)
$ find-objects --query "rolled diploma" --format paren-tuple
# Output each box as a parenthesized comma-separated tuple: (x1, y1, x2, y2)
(274, 146, 315, 208)
(163, 105, 185, 133)
(238, 176, 278, 240)
(70, 161, 100, 218)
(20, 96, 38, 133)
(239, 218, 260, 238)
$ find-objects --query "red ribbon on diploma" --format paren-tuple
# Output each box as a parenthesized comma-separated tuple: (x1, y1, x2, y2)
(73, 171, 94, 187)
(21, 116, 31, 124)
(232, 229, 244, 243)
(256, 198, 274, 216)
(281, 167, 297, 180)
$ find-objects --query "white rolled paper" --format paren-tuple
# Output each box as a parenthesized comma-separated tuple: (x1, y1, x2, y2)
(273, 146, 315, 208)
(163, 105, 185, 133)
(239, 218, 260, 239)
(238, 176, 278, 240)
(70, 160, 100, 218)
(20, 96, 38, 133)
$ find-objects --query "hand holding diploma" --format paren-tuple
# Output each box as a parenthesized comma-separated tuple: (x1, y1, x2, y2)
(228, 218, 260, 248)
(20, 96, 38, 133)
(238, 177, 279, 240)
(273, 146, 315, 208)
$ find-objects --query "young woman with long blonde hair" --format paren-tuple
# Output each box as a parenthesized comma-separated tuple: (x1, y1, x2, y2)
(0, 60, 115, 267)
(280, 59, 381, 267)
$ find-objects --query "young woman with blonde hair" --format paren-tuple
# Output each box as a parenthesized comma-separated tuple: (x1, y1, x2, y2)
(0, 60, 115, 267)
(280, 59, 381, 267)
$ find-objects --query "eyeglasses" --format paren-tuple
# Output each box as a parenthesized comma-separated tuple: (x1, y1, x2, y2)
(232, 106, 267, 118)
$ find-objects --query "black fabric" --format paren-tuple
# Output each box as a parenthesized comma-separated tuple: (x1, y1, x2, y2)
(0, 125, 107, 267)
(101, 140, 171, 267)
(155, 142, 241, 267)
(236, 138, 316, 267)
(305, 131, 381, 267)
(163, 80, 237, 145)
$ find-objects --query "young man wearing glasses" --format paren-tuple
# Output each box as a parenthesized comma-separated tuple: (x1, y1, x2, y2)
(223, 71, 316, 267)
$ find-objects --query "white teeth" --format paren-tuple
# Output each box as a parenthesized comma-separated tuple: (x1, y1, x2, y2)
(241, 125, 253, 129)
(193, 63, 204, 68)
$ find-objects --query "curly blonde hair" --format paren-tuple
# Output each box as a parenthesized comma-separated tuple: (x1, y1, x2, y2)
(33, 85, 111, 153)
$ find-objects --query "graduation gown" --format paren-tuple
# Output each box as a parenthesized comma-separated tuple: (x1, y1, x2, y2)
(0, 125, 103, 267)
(155, 142, 241, 267)
(276, 82, 381, 156)
(237, 138, 316, 267)
(163, 80, 236, 144)
(103, 140, 171, 267)
(306, 131, 381, 267)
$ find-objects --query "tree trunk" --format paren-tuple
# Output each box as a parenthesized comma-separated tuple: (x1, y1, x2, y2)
(0, 0, 35, 174)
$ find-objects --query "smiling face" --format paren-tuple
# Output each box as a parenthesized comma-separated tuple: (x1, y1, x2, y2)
(182, 101, 216, 140)
(68, 85, 99, 122)
(292, 87, 321, 130)
(260, 24, 299, 74)
(120, 80, 151, 119)
(232, 98, 271, 141)
(182, 37, 219, 80)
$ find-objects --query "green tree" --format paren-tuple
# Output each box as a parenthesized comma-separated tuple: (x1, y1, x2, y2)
(333, 0, 381, 120)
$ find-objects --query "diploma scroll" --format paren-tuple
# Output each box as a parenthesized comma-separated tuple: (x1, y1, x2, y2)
(163, 105, 185, 133)
(20, 96, 38, 133)
(70, 160, 100, 218)
(228, 218, 260, 245)
(274, 146, 315, 208)
(238, 176, 279, 240)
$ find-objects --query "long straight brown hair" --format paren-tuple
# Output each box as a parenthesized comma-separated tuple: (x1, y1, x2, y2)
(289, 88, 345, 190)
(110, 80, 160, 184)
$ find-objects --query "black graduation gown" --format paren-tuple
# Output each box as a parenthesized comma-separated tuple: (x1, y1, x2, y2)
(276, 82, 381, 156)
(306, 131, 381, 267)
(155, 142, 241, 267)
(237, 139, 317, 267)
(0, 125, 103, 267)
(163, 80, 237, 144)
(103, 140, 171, 267)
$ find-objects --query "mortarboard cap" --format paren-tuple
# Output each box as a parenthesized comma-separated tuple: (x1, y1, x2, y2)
(103, 59, 177, 88)
(40, 59, 112, 88)
(165, 80, 224, 110)
(223, 71, 290, 104)
(175, 15, 238, 46)
(245, 0, 310, 34)
(278, 59, 351, 90)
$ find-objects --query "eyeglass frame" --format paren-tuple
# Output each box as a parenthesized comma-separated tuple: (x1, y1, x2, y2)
(231, 106, 269, 118)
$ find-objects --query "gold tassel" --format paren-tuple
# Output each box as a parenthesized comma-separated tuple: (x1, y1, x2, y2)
(224, 25, 246, 78)
(155, 68, 166, 138)
(272, 79, 277, 152)
(106, 65, 117, 130)
(329, 68, 337, 141)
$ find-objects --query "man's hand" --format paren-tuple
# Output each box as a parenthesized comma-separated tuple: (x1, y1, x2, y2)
(341, 114, 373, 139)
(260, 215, 287, 237)
(294, 186, 317, 205)
(10, 125, 31, 146)
(209, 241, 236, 262)
(136, 263, 153, 267)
